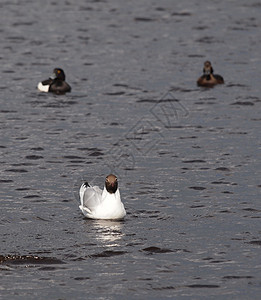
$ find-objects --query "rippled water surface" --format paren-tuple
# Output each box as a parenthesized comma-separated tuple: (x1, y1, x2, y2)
(1, 0, 261, 299)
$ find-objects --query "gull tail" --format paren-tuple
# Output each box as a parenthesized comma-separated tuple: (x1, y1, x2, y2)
(79, 182, 90, 206)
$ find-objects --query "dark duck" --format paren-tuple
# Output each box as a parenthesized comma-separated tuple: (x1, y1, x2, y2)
(197, 61, 224, 87)
(37, 68, 71, 95)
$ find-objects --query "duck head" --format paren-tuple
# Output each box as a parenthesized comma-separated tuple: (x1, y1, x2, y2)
(51, 68, 66, 81)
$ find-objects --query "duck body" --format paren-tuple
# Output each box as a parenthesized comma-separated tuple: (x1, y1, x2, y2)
(197, 61, 224, 87)
(37, 68, 71, 95)
(79, 174, 126, 220)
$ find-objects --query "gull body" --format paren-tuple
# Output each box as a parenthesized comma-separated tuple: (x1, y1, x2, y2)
(79, 174, 126, 220)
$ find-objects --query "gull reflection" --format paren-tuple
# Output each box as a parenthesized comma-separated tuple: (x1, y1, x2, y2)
(92, 220, 125, 246)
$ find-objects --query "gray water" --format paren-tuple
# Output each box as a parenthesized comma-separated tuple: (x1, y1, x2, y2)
(0, 0, 261, 299)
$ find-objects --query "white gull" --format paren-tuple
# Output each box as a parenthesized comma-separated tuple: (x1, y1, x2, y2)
(79, 174, 126, 220)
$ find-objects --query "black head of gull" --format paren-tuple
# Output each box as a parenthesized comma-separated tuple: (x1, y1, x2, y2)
(105, 174, 118, 194)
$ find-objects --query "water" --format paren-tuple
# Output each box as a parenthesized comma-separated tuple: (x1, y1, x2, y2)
(0, 0, 261, 299)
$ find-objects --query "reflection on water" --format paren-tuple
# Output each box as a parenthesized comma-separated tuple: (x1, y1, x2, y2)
(92, 220, 125, 246)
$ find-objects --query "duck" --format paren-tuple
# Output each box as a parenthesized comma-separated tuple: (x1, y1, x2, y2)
(197, 61, 224, 87)
(37, 68, 71, 94)
(79, 174, 126, 220)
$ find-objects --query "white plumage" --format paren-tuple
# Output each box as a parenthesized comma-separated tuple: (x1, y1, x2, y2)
(79, 175, 126, 220)
(37, 82, 49, 92)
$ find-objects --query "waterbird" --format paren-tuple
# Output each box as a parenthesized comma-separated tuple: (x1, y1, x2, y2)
(79, 174, 126, 220)
(37, 68, 71, 95)
(197, 61, 224, 87)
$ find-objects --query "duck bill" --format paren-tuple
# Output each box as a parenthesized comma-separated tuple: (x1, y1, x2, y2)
(50, 73, 56, 79)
